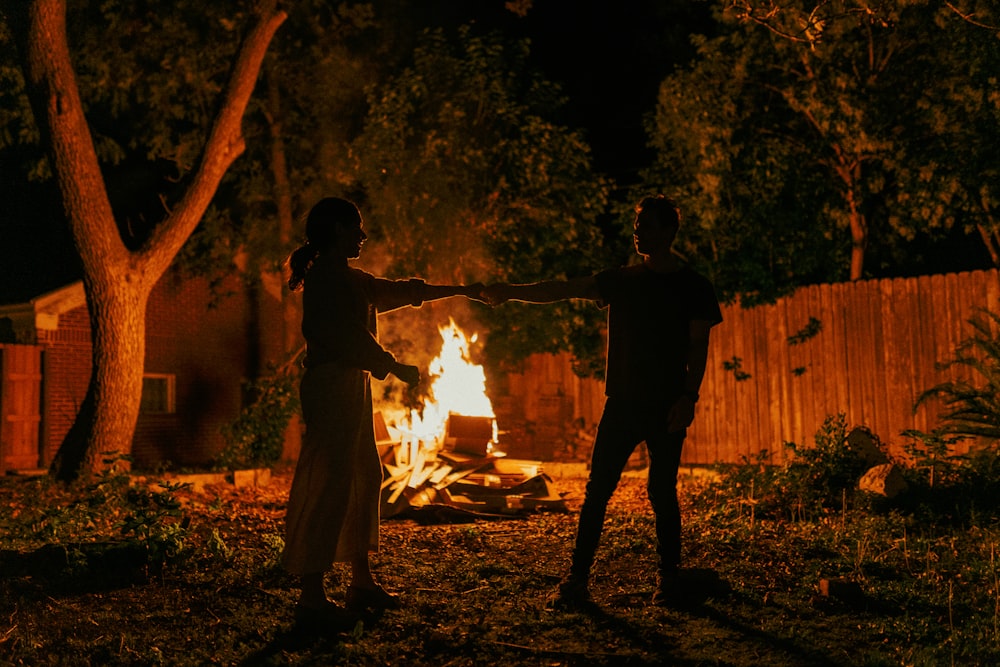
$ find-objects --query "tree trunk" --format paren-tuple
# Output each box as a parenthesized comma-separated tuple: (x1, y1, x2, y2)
(835, 159, 867, 281)
(9, 0, 286, 480)
(976, 195, 1000, 267)
(263, 59, 304, 463)
(51, 279, 148, 480)
(848, 199, 867, 281)
(264, 60, 301, 355)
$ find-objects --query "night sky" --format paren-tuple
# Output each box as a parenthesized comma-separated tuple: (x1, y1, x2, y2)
(458, 0, 712, 186)
(516, 0, 711, 185)
(371, 0, 711, 184)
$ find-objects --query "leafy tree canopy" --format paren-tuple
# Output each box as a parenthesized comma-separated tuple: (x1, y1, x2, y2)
(645, 0, 1000, 305)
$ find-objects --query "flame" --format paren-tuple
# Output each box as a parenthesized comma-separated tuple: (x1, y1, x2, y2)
(376, 319, 559, 515)
(395, 318, 498, 462)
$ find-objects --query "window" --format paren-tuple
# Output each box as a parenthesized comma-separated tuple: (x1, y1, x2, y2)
(140, 374, 176, 414)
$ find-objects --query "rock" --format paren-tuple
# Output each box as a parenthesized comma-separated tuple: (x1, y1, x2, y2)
(819, 578, 866, 605)
(846, 427, 889, 466)
(858, 463, 907, 498)
(232, 467, 271, 488)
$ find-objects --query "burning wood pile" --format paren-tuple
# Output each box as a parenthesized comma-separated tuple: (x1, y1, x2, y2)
(374, 320, 568, 522)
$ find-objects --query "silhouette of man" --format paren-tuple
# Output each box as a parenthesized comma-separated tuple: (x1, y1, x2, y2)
(484, 194, 722, 607)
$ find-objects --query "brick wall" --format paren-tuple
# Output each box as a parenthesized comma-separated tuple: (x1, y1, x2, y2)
(37, 307, 91, 466)
(35, 270, 285, 469)
(136, 271, 257, 467)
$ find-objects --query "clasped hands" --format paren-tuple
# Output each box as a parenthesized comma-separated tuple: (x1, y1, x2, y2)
(463, 283, 513, 307)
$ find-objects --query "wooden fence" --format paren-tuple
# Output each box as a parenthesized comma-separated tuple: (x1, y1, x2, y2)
(496, 269, 1000, 465)
(687, 269, 1000, 464)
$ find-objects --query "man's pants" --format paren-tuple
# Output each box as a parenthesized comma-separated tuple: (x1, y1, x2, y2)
(569, 396, 686, 579)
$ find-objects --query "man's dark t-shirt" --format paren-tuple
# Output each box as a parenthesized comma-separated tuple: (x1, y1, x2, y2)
(595, 263, 723, 401)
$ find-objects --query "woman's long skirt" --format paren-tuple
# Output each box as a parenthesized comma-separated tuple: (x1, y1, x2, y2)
(281, 364, 382, 575)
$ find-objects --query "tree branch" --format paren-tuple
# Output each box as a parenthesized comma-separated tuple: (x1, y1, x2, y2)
(140, 1, 287, 281)
(945, 1, 1000, 30)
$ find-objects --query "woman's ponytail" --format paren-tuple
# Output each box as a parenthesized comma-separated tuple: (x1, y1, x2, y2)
(286, 243, 319, 292)
(287, 197, 362, 291)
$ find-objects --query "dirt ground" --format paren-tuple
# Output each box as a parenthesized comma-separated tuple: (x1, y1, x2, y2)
(2, 467, 997, 666)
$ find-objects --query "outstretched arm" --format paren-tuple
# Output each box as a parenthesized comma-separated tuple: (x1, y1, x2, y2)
(483, 275, 600, 306)
(422, 282, 486, 303)
(372, 278, 486, 312)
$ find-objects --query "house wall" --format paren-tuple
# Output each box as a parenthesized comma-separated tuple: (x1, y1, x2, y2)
(32, 269, 286, 470)
(135, 271, 257, 467)
(37, 307, 91, 465)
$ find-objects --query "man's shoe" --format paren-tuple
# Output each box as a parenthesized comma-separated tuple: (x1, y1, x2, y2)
(652, 569, 684, 608)
(546, 575, 592, 610)
(345, 585, 401, 612)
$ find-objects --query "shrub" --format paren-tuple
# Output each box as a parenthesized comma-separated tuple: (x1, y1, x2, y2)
(899, 306, 1000, 521)
(784, 413, 875, 511)
(3, 455, 192, 575)
(219, 371, 299, 470)
(901, 428, 1000, 523)
(915, 306, 1000, 443)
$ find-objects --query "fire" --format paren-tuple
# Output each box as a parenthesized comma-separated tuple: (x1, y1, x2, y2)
(376, 319, 565, 518)
(395, 318, 499, 462)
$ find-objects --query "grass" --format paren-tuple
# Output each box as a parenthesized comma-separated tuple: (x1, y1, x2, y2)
(2, 465, 999, 666)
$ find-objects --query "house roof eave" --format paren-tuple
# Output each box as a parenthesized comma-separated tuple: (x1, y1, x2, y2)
(31, 281, 87, 320)
(0, 281, 86, 341)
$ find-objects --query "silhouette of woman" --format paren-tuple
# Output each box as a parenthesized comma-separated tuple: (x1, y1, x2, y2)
(283, 197, 483, 627)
